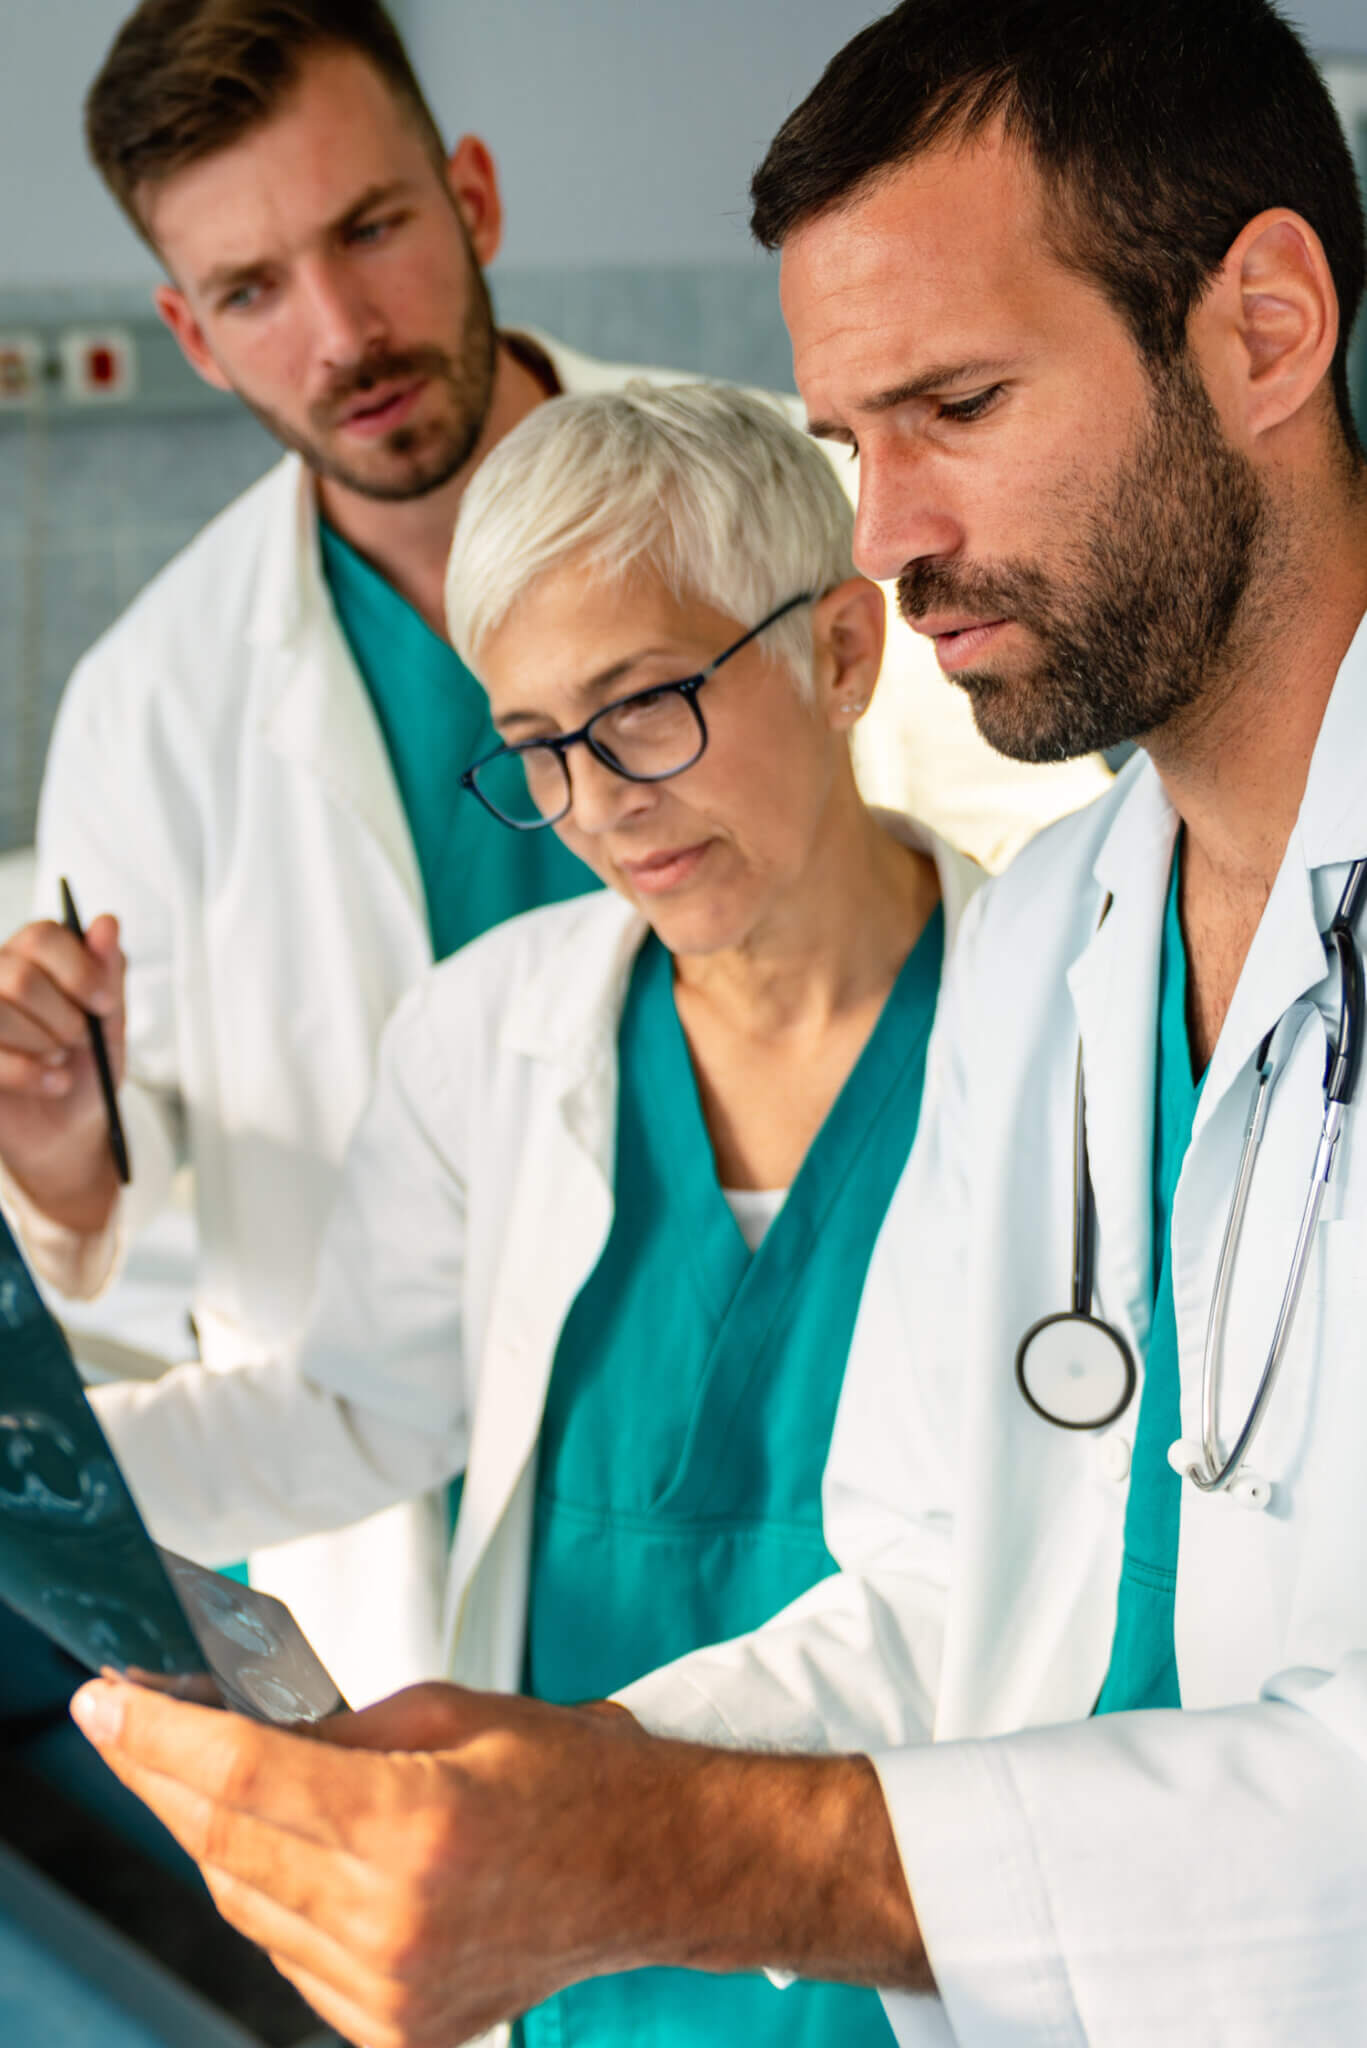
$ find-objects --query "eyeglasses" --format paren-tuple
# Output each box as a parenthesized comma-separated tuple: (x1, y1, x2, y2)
(459, 592, 814, 832)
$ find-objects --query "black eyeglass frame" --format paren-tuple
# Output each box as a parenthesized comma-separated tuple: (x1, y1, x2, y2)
(459, 591, 815, 832)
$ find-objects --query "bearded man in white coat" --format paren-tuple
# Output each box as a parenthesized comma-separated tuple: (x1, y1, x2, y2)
(71, 1, 1367, 2044)
(0, 0, 1105, 1703)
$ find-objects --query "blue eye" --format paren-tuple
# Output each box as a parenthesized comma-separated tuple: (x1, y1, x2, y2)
(348, 213, 403, 247)
(937, 385, 1005, 424)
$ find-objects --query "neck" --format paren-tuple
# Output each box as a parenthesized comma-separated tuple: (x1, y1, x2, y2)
(671, 773, 941, 1039)
(1143, 468, 1367, 897)
(314, 336, 550, 638)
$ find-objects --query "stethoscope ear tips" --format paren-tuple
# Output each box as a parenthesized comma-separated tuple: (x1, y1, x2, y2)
(1166, 1439, 1272, 1510)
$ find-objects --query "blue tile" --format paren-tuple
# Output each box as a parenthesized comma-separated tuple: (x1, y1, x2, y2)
(696, 260, 793, 392)
(0, 551, 29, 850)
(82, 412, 276, 530)
(493, 260, 793, 390)
(114, 522, 206, 612)
(36, 541, 122, 807)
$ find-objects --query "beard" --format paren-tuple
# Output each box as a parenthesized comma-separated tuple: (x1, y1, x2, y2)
(897, 351, 1267, 762)
(244, 248, 498, 504)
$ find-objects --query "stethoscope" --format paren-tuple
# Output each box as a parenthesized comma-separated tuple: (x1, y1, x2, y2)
(1015, 857, 1367, 1498)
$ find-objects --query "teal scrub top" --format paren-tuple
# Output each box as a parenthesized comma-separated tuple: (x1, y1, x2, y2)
(1095, 845, 1204, 1715)
(516, 909, 945, 2048)
(318, 520, 597, 962)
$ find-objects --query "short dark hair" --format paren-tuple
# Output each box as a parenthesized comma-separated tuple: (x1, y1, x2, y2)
(86, 0, 446, 248)
(751, 0, 1366, 447)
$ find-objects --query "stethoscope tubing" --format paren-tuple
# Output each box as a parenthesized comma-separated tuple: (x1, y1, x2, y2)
(1183, 856, 1364, 1490)
(1187, 1053, 1344, 1492)
(1024, 856, 1366, 1492)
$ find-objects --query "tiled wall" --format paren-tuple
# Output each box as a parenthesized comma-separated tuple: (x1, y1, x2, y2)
(0, 259, 792, 852)
(0, 409, 278, 854)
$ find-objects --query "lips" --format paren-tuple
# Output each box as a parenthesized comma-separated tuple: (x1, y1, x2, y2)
(907, 615, 1010, 673)
(619, 842, 711, 894)
(336, 379, 426, 437)
(909, 612, 1006, 640)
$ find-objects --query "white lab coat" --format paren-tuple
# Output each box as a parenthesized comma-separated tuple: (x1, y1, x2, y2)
(93, 821, 981, 1712)
(8, 327, 1105, 1700)
(620, 619, 1367, 2042)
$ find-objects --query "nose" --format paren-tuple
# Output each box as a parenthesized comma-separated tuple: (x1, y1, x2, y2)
(852, 445, 964, 586)
(564, 746, 655, 836)
(300, 256, 388, 371)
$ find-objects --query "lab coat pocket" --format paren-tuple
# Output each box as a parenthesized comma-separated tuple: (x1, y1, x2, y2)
(1308, 1214, 1367, 1304)
(1278, 1214, 1367, 1679)
(1284, 1215, 1367, 1504)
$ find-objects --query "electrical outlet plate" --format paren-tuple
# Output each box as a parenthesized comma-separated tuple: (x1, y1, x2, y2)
(0, 333, 44, 408)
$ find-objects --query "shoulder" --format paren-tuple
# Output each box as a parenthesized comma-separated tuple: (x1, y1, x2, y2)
(385, 889, 642, 1072)
(869, 807, 987, 948)
(40, 457, 304, 823)
(56, 457, 299, 724)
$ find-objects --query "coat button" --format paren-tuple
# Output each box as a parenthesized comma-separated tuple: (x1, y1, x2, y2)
(1099, 1434, 1131, 1483)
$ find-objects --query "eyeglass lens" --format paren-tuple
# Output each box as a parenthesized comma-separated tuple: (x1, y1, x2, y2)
(471, 688, 706, 827)
(471, 746, 571, 828)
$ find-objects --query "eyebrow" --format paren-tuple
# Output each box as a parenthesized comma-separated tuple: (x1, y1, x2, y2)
(195, 179, 417, 297)
(805, 356, 1017, 439)
(495, 646, 697, 735)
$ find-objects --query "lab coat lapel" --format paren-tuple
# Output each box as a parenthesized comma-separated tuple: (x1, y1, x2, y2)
(1190, 840, 1326, 1135)
(441, 904, 645, 1664)
(1191, 613, 1367, 1127)
(1066, 763, 1175, 1363)
(253, 460, 425, 919)
(1171, 614, 1367, 1462)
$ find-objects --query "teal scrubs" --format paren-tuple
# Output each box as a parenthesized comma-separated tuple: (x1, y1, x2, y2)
(516, 910, 944, 2048)
(1096, 847, 1204, 1714)
(318, 521, 596, 960)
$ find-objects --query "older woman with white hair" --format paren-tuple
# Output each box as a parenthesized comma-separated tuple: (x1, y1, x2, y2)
(92, 384, 980, 2048)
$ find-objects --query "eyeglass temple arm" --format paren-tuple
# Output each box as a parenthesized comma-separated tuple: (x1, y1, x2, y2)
(706, 592, 816, 673)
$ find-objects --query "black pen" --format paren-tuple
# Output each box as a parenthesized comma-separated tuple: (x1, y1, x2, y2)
(58, 878, 132, 1186)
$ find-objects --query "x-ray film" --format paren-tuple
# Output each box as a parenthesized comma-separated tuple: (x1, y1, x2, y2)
(0, 1205, 345, 1725)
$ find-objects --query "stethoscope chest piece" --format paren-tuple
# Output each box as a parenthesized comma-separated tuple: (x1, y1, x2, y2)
(1015, 1311, 1137, 1431)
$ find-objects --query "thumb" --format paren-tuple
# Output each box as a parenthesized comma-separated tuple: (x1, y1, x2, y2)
(313, 1682, 482, 1754)
(83, 913, 123, 971)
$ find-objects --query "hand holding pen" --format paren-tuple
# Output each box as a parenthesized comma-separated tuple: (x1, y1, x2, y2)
(0, 879, 130, 1227)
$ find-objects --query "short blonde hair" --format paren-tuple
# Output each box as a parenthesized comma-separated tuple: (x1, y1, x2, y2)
(445, 381, 856, 694)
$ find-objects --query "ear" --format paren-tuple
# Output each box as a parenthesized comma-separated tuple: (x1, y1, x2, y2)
(1192, 208, 1339, 445)
(445, 134, 503, 266)
(154, 285, 233, 393)
(810, 577, 886, 730)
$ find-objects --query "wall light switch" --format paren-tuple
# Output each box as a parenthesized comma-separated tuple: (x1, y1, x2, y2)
(59, 327, 138, 404)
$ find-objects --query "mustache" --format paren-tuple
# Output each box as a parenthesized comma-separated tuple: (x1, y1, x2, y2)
(314, 346, 453, 423)
(896, 556, 1054, 630)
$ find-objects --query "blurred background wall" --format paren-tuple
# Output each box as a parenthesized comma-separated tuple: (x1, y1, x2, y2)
(2, 0, 1366, 855)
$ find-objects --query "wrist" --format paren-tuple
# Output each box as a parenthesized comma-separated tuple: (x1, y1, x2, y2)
(634, 1743, 927, 1991)
(5, 1143, 120, 1238)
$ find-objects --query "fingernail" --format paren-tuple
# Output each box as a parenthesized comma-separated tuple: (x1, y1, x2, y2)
(40, 1067, 72, 1094)
(71, 1681, 122, 1745)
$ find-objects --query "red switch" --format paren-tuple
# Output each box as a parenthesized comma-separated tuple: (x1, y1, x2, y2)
(60, 328, 137, 403)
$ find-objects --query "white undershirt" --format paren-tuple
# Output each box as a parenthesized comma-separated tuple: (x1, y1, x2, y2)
(721, 1186, 788, 1252)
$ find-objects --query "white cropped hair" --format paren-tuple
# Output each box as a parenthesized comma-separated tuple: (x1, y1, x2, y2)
(445, 381, 856, 695)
